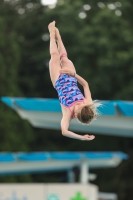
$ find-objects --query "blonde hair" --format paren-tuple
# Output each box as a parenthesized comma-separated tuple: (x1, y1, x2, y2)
(77, 100, 102, 125)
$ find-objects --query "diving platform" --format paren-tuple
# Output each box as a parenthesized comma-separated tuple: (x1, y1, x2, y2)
(1, 97, 133, 137)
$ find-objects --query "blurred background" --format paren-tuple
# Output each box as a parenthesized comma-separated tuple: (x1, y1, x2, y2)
(0, 0, 133, 200)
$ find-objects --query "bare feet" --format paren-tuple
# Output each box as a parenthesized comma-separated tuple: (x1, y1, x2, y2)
(48, 21, 56, 36)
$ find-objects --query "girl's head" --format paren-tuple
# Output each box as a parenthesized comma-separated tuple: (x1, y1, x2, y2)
(76, 101, 101, 124)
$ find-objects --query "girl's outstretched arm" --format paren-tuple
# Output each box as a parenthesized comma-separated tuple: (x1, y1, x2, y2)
(61, 115, 95, 141)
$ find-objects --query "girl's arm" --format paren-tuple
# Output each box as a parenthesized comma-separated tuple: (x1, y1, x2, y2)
(61, 115, 95, 141)
(75, 74, 93, 103)
(75, 73, 88, 87)
(60, 69, 92, 103)
(60, 69, 87, 86)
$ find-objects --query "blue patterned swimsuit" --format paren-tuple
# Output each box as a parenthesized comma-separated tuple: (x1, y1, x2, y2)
(54, 74, 85, 118)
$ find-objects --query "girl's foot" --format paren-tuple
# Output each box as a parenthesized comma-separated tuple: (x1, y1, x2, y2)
(48, 21, 56, 36)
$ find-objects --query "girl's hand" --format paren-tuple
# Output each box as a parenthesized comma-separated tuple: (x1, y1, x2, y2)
(82, 134, 95, 141)
(60, 69, 75, 77)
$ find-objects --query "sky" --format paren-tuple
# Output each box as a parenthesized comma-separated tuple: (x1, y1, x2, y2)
(41, 0, 57, 6)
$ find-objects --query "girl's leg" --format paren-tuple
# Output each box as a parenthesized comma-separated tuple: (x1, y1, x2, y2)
(55, 28, 76, 73)
(48, 22, 61, 86)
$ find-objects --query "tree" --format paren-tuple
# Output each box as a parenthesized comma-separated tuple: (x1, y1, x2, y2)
(0, 1, 133, 199)
(0, 1, 34, 182)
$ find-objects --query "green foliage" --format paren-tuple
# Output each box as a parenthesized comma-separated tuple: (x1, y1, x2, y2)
(0, 0, 34, 182)
(0, 0, 133, 199)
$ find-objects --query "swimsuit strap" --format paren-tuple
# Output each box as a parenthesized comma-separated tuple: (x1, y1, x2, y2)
(68, 107, 75, 118)
(68, 100, 85, 118)
(60, 53, 67, 60)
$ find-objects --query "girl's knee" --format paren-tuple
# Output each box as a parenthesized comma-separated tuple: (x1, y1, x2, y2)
(50, 53, 60, 64)
(50, 52, 60, 58)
